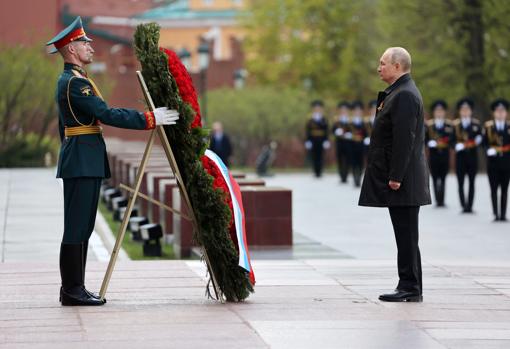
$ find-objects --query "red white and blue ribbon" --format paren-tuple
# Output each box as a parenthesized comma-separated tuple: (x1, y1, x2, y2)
(204, 150, 254, 280)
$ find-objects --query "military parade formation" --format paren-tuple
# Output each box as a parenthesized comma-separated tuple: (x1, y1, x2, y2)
(305, 97, 510, 222)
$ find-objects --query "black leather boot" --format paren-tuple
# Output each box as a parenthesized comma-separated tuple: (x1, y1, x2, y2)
(82, 241, 105, 302)
(59, 243, 105, 306)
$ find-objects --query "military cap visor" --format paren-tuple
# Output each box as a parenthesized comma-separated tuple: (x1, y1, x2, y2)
(491, 98, 509, 111)
(350, 100, 364, 109)
(456, 98, 474, 110)
(337, 101, 350, 109)
(310, 100, 324, 107)
(431, 100, 448, 111)
(46, 16, 92, 54)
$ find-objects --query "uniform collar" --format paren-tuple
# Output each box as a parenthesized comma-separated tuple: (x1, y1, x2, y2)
(384, 73, 411, 94)
(64, 62, 88, 77)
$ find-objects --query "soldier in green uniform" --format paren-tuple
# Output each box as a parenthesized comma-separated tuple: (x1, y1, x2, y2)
(483, 99, 510, 222)
(305, 100, 330, 177)
(425, 100, 454, 207)
(46, 17, 179, 306)
(452, 98, 482, 213)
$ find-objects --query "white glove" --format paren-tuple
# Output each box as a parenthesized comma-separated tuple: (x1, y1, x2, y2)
(455, 143, 465, 152)
(487, 148, 497, 157)
(335, 128, 344, 137)
(344, 132, 353, 140)
(475, 135, 483, 145)
(323, 140, 331, 149)
(427, 140, 438, 148)
(363, 137, 370, 146)
(305, 141, 312, 150)
(154, 107, 179, 126)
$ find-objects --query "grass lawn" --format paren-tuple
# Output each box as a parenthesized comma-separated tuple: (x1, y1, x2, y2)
(98, 201, 176, 260)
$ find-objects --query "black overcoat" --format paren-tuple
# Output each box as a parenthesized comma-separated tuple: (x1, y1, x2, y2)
(359, 74, 431, 207)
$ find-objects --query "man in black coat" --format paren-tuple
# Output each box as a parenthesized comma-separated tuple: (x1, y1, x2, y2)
(359, 47, 431, 302)
(210, 121, 233, 167)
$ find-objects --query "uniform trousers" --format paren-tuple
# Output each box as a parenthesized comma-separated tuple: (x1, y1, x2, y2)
(63, 177, 102, 244)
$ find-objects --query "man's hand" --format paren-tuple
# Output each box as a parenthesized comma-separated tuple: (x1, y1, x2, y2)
(323, 140, 331, 149)
(305, 141, 312, 150)
(154, 107, 179, 126)
(388, 180, 401, 191)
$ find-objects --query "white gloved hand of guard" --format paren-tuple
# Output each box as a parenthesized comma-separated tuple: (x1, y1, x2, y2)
(475, 134, 483, 145)
(363, 137, 370, 146)
(344, 132, 353, 140)
(487, 148, 497, 157)
(455, 143, 465, 152)
(323, 140, 331, 149)
(305, 141, 312, 150)
(154, 107, 179, 126)
(335, 128, 344, 137)
(427, 140, 438, 148)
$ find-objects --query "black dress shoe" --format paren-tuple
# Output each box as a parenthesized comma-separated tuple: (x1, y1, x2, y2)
(379, 290, 423, 302)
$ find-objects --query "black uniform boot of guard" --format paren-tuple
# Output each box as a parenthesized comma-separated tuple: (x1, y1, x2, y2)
(82, 241, 105, 302)
(59, 243, 104, 306)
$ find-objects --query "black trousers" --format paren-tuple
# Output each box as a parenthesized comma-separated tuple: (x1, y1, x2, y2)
(311, 144, 324, 177)
(335, 142, 350, 182)
(429, 151, 449, 206)
(350, 144, 364, 187)
(456, 152, 478, 210)
(488, 165, 510, 219)
(63, 177, 102, 244)
(388, 206, 422, 294)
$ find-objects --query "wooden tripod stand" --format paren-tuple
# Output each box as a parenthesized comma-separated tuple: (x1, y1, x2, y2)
(99, 71, 224, 302)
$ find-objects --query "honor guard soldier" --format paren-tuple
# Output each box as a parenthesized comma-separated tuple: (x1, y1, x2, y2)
(46, 17, 179, 306)
(425, 100, 454, 207)
(349, 101, 368, 187)
(452, 98, 482, 213)
(331, 101, 352, 183)
(364, 100, 377, 143)
(483, 99, 510, 222)
(305, 100, 330, 177)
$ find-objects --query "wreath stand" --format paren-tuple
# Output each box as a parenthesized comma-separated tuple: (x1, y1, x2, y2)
(99, 71, 224, 302)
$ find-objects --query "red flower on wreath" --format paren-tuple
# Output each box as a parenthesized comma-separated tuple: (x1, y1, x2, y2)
(162, 48, 239, 249)
(161, 48, 202, 129)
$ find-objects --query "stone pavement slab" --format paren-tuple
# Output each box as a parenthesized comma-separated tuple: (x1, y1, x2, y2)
(0, 168, 110, 263)
(264, 173, 510, 262)
(1, 260, 510, 348)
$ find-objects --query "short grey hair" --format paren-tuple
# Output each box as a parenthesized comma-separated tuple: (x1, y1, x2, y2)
(385, 47, 412, 72)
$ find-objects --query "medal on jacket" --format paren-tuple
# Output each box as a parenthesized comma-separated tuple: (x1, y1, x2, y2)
(377, 101, 384, 111)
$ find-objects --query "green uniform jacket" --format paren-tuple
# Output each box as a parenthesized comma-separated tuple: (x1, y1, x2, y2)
(56, 63, 153, 179)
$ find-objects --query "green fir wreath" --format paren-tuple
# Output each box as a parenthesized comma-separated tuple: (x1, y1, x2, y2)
(134, 23, 253, 302)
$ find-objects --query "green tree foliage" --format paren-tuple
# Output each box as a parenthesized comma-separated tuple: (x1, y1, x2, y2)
(243, 0, 510, 120)
(243, 0, 380, 99)
(0, 44, 61, 166)
(207, 86, 315, 165)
